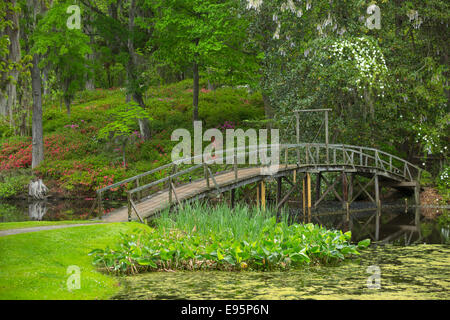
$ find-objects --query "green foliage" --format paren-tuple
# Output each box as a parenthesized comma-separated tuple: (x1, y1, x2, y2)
(420, 170, 434, 187)
(90, 203, 368, 274)
(98, 103, 151, 140)
(32, 1, 91, 108)
(0, 175, 32, 199)
(149, 0, 259, 87)
(436, 166, 450, 201)
(147, 80, 264, 131)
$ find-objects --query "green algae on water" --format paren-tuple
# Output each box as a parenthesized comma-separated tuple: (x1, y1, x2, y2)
(112, 244, 450, 300)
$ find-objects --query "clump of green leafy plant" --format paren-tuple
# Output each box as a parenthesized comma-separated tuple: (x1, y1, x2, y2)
(0, 174, 32, 199)
(89, 203, 370, 274)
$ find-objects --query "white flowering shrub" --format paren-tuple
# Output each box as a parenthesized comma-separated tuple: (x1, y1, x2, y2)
(436, 166, 450, 200)
(328, 37, 388, 92)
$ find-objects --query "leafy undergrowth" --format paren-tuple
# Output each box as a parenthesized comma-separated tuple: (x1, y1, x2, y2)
(0, 82, 264, 197)
(89, 203, 370, 274)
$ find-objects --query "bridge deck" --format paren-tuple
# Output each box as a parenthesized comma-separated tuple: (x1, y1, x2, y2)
(102, 166, 270, 222)
(101, 163, 411, 223)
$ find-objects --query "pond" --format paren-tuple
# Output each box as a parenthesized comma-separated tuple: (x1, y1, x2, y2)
(111, 208, 450, 300)
(2, 199, 449, 299)
(0, 199, 120, 222)
(112, 244, 450, 300)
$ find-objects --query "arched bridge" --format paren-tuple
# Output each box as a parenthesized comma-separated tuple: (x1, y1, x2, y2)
(95, 143, 422, 223)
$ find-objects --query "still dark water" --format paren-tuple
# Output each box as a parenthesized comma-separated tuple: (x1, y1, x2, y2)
(0, 199, 120, 222)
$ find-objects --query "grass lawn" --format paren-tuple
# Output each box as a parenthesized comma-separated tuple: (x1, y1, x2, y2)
(0, 220, 102, 232)
(0, 222, 150, 300)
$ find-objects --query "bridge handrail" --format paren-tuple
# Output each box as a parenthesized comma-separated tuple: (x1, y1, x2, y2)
(98, 143, 420, 195)
(91, 143, 421, 217)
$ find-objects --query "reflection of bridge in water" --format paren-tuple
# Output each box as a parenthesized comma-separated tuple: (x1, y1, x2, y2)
(94, 142, 423, 226)
(306, 206, 450, 245)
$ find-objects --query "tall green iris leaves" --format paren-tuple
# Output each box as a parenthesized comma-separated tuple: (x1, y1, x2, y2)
(90, 203, 370, 274)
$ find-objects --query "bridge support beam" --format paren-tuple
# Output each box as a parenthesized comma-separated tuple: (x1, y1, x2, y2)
(303, 173, 311, 223)
(276, 177, 282, 207)
(315, 173, 322, 207)
(261, 180, 266, 211)
(374, 174, 381, 217)
(231, 189, 236, 209)
(414, 183, 421, 226)
(342, 172, 348, 210)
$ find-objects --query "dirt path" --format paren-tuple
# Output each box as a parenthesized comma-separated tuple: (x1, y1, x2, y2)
(0, 223, 110, 237)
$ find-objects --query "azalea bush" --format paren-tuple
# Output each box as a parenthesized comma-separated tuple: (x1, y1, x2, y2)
(90, 203, 370, 274)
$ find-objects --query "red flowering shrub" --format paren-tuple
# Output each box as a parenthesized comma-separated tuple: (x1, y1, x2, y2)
(0, 134, 92, 171)
(0, 138, 32, 170)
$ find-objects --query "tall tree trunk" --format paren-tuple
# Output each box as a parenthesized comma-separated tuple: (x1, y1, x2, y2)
(85, 17, 95, 90)
(31, 53, 44, 168)
(1, 0, 21, 127)
(29, 0, 46, 169)
(64, 95, 71, 116)
(127, 0, 151, 140)
(193, 60, 199, 123)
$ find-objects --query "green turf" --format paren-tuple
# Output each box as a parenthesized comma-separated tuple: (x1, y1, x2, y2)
(0, 222, 150, 300)
(0, 220, 102, 231)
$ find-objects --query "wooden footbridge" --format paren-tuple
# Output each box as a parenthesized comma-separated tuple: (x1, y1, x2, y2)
(95, 143, 422, 223)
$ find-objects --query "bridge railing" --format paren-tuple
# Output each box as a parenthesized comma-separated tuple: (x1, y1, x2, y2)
(91, 143, 421, 220)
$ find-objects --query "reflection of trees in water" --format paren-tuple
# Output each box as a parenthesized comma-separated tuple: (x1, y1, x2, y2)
(0, 203, 25, 222)
(28, 201, 47, 220)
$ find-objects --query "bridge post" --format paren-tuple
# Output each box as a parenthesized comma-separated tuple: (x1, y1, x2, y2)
(375, 210, 380, 241)
(256, 182, 260, 209)
(302, 176, 306, 221)
(374, 174, 381, 217)
(348, 174, 353, 204)
(234, 153, 238, 181)
(261, 180, 266, 211)
(136, 178, 141, 202)
(276, 177, 282, 207)
(342, 172, 348, 210)
(127, 193, 132, 222)
(315, 173, 321, 207)
(168, 177, 173, 204)
(204, 163, 210, 188)
(231, 189, 236, 209)
(414, 182, 421, 226)
(306, 173, 311, 222)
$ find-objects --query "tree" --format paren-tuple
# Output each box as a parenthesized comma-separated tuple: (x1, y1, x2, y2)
(0, 0, 27, 128)
(98, 102, 152, 167)
(27, 0, 49, 169)
(32, 1, 92, 116)
(151, 0, 254, 123)
(79, 0, 153, 140)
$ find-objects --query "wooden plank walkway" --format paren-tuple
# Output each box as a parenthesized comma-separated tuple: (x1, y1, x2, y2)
(102, 166, 276, 222)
